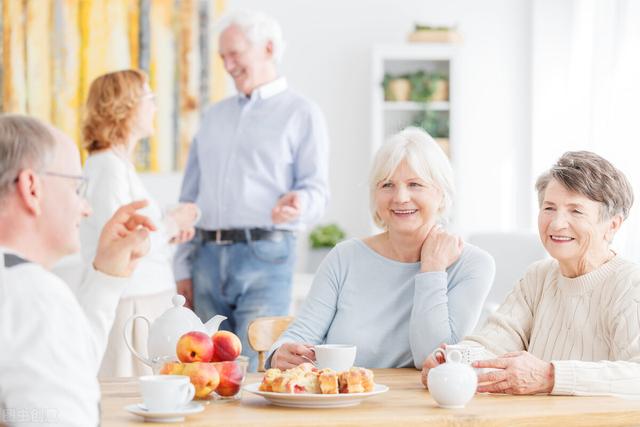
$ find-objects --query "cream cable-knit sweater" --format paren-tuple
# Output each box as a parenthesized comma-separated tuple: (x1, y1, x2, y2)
(465, 255, 640, 396)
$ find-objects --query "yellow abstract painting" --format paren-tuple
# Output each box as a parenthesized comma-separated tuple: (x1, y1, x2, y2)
(1, 0, 227, 172)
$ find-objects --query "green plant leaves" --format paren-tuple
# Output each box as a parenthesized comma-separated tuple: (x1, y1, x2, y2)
(309, 224, 346, 249)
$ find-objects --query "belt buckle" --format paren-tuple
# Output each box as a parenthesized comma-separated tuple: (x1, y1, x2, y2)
(215, 229, 233, 245)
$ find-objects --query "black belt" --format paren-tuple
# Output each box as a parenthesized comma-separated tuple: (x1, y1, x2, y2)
(198, 228, 290, 245)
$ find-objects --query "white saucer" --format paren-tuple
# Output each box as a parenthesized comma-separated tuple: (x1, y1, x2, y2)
(124, 401, 204, 423)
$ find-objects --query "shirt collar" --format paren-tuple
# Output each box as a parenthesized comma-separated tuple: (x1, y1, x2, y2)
(239, 77, 288, 102)
(0, 246, 31, 268)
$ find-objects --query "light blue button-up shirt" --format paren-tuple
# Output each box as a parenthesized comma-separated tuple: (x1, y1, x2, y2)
(173, 77, 330, 281)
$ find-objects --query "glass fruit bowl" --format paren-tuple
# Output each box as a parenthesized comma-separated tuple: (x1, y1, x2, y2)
(208, 356, 248, 401)
(159, 356, 249, 402)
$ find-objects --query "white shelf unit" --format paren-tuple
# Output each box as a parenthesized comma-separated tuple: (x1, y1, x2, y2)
(371, 44, 457, 158)
(383, 101, 450, 111)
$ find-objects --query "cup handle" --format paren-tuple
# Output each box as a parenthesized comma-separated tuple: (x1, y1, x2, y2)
(123, 315, 153, 367)
(182, 382, 195, 405)
(432, 347, 446, 362)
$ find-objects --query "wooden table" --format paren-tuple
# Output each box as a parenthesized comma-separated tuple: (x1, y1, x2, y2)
(101, 369, 640, 426)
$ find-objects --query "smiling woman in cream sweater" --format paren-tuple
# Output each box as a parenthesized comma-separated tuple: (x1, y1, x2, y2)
(422, 151, 640, 397)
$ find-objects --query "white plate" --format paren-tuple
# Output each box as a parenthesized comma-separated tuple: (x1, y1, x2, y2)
(243, 382, 389, 408)
(124, 401, 204, 423)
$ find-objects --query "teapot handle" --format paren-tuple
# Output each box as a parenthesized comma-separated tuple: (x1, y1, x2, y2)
(123, 315, 154, 368)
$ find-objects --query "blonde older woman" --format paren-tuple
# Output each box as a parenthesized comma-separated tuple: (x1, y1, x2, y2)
(268, 127, 495, 369)
(422, 151, 640, 396)
(80, 70, 199, 377)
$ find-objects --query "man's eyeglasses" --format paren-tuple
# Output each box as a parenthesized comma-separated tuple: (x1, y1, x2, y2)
(43, 172, 89, 197)
(14, 172, 89, 197)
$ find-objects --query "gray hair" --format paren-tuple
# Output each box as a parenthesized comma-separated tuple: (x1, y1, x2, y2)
(535, 151, 634, 220)
(217, 10, 286, 64)
(370, 127, 455, 228)
(0, 114, 57, 201)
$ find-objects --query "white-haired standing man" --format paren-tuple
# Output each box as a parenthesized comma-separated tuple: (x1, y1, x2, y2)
(0, 114, 155, 426)
(174, 10, 330, 370)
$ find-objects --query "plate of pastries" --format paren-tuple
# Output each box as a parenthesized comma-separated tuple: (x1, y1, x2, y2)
(243, 363, 388, 408)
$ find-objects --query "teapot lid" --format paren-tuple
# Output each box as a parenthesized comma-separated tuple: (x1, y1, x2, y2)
(154, 295, 204, 330)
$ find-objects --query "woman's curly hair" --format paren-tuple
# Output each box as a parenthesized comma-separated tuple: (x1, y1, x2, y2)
(82, 69, 147, 153)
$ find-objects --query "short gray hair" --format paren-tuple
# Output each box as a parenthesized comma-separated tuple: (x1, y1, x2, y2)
(535, 151, 634, 220)
(370, 127, 455, 228)
(0, 114, 57, 201)
(217, 10, 286, 64)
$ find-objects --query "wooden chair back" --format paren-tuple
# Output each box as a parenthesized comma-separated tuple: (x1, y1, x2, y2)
(247, 316, 294, 372)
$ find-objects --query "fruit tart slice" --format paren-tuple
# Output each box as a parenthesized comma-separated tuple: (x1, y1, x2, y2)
(318, 368, 339, 394)
(338, 367, 375, 393)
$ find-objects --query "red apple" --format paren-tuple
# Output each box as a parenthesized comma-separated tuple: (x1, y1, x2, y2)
(176, 331, 214, 363)
(215, 361, 245, 397)
(211, 331, 242, 362)
(182, 362, 220, 399)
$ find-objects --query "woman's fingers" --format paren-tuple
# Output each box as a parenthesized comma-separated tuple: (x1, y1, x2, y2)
(294, 343, 316, 359)
(473, 358, 511, 369)
(476, 369, 507, 384)
(477, 379, 511, 394)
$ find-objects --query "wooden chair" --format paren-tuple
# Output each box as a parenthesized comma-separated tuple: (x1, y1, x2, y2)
(247, 316, 294, 372)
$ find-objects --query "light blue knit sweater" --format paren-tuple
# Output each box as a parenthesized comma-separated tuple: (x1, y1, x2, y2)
(268, 238, 495, 369)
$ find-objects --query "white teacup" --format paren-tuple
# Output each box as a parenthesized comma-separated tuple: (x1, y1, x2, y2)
(432, 343, 497, 375)
(314, 344, 356, 371)
(139, 375, 195, 412)
(432, 343, 485, 365)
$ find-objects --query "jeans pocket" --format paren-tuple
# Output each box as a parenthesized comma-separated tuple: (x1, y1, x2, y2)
(249, 235, 292, 264)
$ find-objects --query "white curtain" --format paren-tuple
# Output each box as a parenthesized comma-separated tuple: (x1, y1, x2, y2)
(532, 0, 640, 260)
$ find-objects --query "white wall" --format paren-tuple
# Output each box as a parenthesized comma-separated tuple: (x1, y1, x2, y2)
(143, 0, 534, 271)
(229, 0, 533, 242)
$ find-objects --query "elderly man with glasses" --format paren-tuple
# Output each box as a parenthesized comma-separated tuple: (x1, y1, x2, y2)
(0, 114, 154, 426)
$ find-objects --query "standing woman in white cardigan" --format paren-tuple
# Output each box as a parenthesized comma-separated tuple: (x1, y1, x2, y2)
(80, 69, 199, 377)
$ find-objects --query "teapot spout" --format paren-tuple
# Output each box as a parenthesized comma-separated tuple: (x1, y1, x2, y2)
(204, 315, 227, 335)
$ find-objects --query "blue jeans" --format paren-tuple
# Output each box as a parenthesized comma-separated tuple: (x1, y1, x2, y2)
(191, 231, 296, 371)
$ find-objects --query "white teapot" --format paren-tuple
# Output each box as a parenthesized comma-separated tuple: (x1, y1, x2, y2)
(124, 295, 226, 371)
(427, 349, 478, 409)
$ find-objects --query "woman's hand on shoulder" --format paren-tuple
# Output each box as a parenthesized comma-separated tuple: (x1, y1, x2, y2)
(420, 225, 463, 272)
(272, 343, 316, 370)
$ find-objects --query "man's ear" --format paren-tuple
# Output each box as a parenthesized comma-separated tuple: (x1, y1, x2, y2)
(15, 169, 43, 216)
(265, 40, 274, 58)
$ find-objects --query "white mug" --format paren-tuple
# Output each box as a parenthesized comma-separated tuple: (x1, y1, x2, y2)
(314, 344, 356, 371)
(139, 375, 195, 412)
(432, 343, 497, 375)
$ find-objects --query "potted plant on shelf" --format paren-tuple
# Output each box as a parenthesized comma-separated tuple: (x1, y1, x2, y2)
(307, 224, 346, 273)
(408, 71, 436, 102)
(413, 109, 450, 156)
(428, 72, 449, 102)
(407, 23, 462, 43)
(382, 73, 411, 101)
(382, 71, 448, 103)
